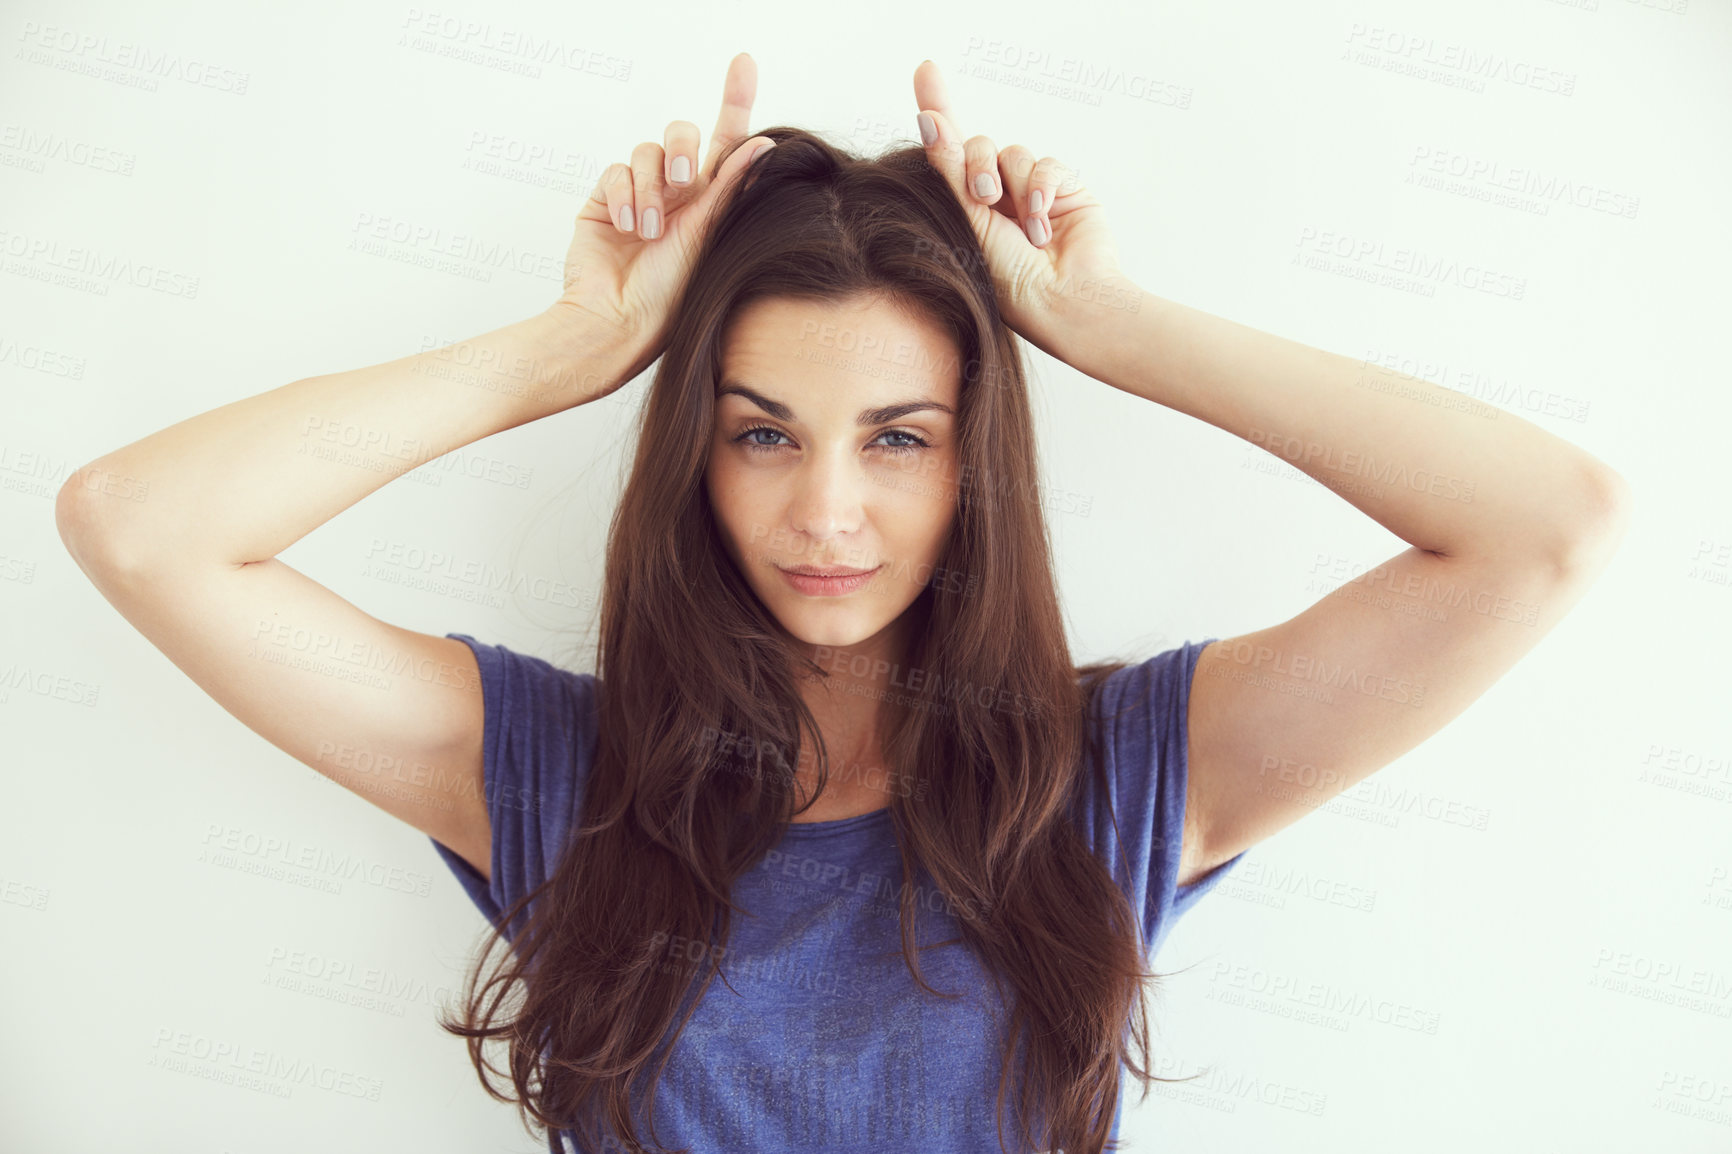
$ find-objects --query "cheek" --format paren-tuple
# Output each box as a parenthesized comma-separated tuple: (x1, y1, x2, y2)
(706, 446, 747, 507)
(707, 458, 773, 564)
(874, 447, 953, 501)
(899, 453, 960, 548)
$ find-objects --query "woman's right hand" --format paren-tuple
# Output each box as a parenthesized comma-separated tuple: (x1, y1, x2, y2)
(550, 52, 776, 383)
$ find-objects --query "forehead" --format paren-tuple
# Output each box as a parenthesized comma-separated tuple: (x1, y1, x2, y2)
(719, 294, 962, 408)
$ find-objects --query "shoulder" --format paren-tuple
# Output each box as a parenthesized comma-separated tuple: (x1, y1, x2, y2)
(1071, 639, 1211, 832)
(445, 632, 599, 835)
(431, 634, 599, 932)
(448, 633, 598, 737)
(1082, 640, 1209, 748)
(1070, 639, 1232, 947)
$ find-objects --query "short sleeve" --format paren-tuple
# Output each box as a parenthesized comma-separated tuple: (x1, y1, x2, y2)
(1075, 638, 1245, 957)
(428, 633, 597, 942)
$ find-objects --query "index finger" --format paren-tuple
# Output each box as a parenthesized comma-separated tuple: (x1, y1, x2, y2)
(913, 59, 960, 136)
(704, 52, 758, 173)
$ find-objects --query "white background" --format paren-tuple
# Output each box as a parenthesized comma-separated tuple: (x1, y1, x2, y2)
(3, 1, 1730, 1151)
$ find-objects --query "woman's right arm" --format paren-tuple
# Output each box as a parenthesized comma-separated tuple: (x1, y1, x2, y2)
(55, 51, 774, 881)
(54, 306, 641, 880)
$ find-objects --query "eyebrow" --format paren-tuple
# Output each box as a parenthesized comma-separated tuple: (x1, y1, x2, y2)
(717, 380, 955, 427)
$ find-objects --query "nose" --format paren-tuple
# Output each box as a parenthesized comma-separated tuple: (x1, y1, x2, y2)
(787, 446, 867, 544)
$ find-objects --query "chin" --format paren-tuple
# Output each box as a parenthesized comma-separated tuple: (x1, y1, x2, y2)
(774, 603, 896, 650)
(758, 574, 924, 651)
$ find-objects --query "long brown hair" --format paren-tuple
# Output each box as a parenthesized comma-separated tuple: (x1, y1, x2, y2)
(440, 125, 1185, 1154)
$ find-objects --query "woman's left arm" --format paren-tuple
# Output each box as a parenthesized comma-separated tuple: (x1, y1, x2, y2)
(1058, 289, 1628, 571)
(1055, 286, 1632, 885)
(912, 63, 1632, 887)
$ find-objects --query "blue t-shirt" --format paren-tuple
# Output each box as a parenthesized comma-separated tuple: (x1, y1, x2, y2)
(429, 633, 1245, 1154)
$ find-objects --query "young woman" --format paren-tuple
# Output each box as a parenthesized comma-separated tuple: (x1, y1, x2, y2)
(56, 54, 1629, 1154)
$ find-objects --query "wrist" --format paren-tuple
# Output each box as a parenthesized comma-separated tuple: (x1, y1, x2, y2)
(513, 304, 651, 412)
(1024, 271, 1149, 365)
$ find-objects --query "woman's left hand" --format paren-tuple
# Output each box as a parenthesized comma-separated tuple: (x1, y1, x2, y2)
(912, 60, 1140, 358)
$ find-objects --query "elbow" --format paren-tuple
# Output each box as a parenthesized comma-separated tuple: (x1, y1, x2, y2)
(55, 464, 147, 580)
(56, 470, 109, 580)
(54, 470, 98, 567)
(1552, 465, 1633, 579)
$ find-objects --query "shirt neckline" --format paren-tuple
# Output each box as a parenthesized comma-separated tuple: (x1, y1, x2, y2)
(776, 807, 895, 837)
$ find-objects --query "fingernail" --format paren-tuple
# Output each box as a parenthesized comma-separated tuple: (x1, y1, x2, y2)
(1030, 188, 1043, 214)
(973, 172, 996, 199)
(750, 140, 776, 163)
(641, 206, 660, 239)
(620, 204, 633, 231)
(917, 112, 936, 146)
(1025, 215, 1046, 245)
(670, 155, 691, 183)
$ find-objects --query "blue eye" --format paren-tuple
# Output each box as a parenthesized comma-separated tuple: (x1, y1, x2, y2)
(735, 425, 791, 453)
(732, 425, 932, 456)
(877, 430, 930, 455)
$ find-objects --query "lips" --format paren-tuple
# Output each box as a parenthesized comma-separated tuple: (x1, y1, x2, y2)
(776, 563, 883, 597)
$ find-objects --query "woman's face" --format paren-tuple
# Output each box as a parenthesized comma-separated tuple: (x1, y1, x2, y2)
(706, 293, 963, 653)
